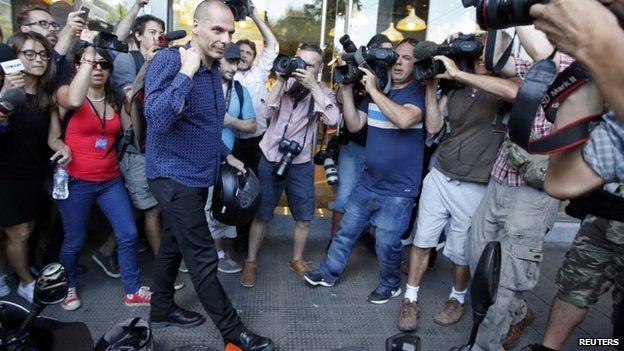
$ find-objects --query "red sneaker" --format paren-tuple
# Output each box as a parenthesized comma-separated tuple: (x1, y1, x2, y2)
(61, 287, 82, 311)
(123, 286, 151, 307)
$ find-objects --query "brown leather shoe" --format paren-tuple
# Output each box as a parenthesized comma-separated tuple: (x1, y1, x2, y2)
(434, 298, 465, 326)
(397, 298, 420, 332)
(502, 307, 535, 349)
(240, 261, 257, 288)
(288, 260, 309, 275)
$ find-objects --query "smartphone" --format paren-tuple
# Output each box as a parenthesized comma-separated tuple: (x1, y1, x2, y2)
(78, 6, 90, 22)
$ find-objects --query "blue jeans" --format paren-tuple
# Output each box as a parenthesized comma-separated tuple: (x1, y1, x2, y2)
(58, 177, 140, 293)
(320, 185, 414, 290)
(332, 141, 365, 214)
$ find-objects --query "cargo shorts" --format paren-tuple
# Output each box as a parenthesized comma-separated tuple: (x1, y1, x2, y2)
(556, 216, 624, 317)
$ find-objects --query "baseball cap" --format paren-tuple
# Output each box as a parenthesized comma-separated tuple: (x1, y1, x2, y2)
(224, 43, 241, 60)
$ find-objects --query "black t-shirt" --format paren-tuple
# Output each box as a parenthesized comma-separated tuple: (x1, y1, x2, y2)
(0, 94, 51, 179)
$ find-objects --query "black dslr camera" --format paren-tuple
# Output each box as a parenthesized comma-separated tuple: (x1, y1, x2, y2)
(273, 138, 303, 179)
(462, 0, 624, 30)
(313, 136, 341, 186)
(273, 54, 309, 78)
(413, 33, 483, 81)
(334, 35, 398, 92)
(224, 0, 254, 21)
(461, 0, 548, 30)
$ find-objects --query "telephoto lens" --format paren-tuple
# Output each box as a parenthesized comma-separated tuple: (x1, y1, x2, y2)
(462, 0, 549, 30)
(323, 158, 339, 186)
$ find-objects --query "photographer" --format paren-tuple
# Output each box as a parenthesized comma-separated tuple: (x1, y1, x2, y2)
(330, 34, 393, 236)
(466, 27, 577, 350)
(240, 43, 339, 288)
(304, 38, 425, 305)
(397, 32, 511, 332)
(231, 6, 278, 252)
(528, 0, 624, 198)
(114, 0, 151, 44)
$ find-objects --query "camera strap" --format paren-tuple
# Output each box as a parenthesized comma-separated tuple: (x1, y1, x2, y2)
(281, 96, 316, 149)
(354, 48, 392, 94)
(509, 57, 602, 154)
(485, 30, 515, 74)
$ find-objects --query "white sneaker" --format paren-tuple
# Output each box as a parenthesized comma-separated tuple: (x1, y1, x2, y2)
(61, 287, 82, 311)
(17, 281, 35, 303)
(0, 274, 10, 297)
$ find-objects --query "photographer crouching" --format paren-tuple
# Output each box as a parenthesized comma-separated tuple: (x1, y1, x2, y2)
(305, 38, 427, 304)
(240, 43, 340, 288)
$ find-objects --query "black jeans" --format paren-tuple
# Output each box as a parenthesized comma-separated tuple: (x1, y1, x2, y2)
(148, 178, 244, 340)
(232, 134, 264, 249)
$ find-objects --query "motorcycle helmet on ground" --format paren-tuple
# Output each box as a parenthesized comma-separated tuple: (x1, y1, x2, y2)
(94, 317, 153, 351)
(212, 164, 262, 226)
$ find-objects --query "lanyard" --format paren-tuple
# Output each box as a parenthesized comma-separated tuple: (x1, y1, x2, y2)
(281, 96, 315, 149)
(224, 81, 232, 110)
(86, 96, 107, 135)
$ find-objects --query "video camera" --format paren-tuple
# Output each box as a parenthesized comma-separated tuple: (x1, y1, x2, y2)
(272, 54, 309, 78)
(334, 35, 397, 93)
(462, 0, 624, 30)
(89, 32, 128, 53)
(413, 33, 483, 81)
(224, 0, 254, 21)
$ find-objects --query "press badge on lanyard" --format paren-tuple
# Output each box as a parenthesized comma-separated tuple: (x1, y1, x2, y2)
(87, 97, 108, 151)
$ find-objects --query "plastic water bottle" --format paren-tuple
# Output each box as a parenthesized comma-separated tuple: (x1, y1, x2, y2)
(52, 165, 69, 200)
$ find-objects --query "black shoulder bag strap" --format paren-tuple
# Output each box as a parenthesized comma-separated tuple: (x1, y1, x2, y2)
(234, 80, 244, 119)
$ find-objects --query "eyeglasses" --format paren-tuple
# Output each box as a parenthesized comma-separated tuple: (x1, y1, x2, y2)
(18, 50, 51, 61)
(24, 20, 60, 30)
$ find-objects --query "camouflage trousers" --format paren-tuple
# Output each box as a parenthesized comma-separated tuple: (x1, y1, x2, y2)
(556, 215, 624, 328)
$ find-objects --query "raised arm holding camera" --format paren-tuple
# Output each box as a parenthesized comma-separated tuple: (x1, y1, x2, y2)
(240, 43, 339, 288)
(397, 31, 509, 333)
(305, 38, 426, 305)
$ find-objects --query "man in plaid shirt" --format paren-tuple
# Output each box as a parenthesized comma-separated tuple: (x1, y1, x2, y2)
(466, 46, 574, 349)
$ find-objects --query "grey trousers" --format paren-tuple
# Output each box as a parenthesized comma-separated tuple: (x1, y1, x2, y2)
(467, 180, 560, 351)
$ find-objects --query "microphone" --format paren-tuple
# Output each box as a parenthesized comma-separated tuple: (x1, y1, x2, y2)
(413, 41, 440, 62)
(0, 89, 27, 115)
(158, 30, 187, 47)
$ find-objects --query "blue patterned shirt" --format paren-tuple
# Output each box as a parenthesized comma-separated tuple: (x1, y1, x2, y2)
(144, 48, 230, 188)
(583, 111, 624, 183)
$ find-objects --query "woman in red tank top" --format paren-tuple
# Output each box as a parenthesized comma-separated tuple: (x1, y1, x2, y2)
(49, 31, 150, 311)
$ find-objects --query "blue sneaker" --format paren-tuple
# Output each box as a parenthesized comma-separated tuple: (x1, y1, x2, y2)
(0, 274, 10, 297)
(367, 286, 401, 304)
(303, 270, 334, 287)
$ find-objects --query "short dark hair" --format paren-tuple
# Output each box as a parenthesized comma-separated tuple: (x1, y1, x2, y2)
(132, 15, 165, 40)
(17, 4, 52, 27)
(367, 34, 392, 49)
(298, 43, 323, 58)
(398, 37, 419, 48)
(236, 39, 257, 59)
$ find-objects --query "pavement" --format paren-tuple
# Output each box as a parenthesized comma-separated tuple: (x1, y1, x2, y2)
(1, 215, 616, 351)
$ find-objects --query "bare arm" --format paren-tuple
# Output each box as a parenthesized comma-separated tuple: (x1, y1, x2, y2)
(224, 115, 257, 133)
(515, 25, 561, 64)
(56, 47, 96, 109)
(115, 0, 149, 42)
(249, 9, 277, 51)
(340, 84, 367, 133)
(455, 71, 520, 102)
(48, 108, 71, 165)
(55, 11, 86, 56)
(424, 79, 446, 134)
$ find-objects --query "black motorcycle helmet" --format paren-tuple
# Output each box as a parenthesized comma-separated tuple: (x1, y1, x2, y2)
(94, 317, 153, 351)
(212, 163, 262, 226)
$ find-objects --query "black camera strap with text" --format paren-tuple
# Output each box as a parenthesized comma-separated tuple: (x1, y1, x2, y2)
(509, 56, 602, 154)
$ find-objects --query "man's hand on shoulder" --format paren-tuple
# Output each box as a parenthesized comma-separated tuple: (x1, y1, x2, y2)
(179, 47, 201, 78)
